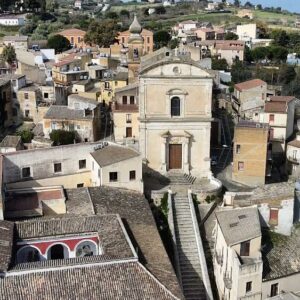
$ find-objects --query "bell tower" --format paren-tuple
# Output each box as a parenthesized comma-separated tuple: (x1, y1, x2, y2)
(127, 14, 144, 83)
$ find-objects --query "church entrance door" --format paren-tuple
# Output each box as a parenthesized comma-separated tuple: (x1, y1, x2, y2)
(169, 144, 182, 170)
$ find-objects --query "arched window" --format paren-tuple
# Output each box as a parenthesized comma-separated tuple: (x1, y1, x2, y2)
(48, 244, 68, 260)
(17, 246, 40, 263)
(171, 97, 181, 117)
(75, 241, 98, 257)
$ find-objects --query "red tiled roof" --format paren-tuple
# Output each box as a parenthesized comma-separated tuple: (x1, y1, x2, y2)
(59, 28, 86, 36)
(264, 101, 287, 113)
(269, 96, 295, 103)
(235, 79, 267, 92)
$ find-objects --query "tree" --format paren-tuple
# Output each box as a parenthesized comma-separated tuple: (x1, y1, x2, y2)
(153, 30, 171, 49)
(234, 0, 240, 7)
(256, 4, 262, 10)
(251, 46, 268, 62)
(50, 130, 76, 146)
(2, 45, 16, 67)
(231, 60, 252, 83)
(268, 45, 288, 62)
(85, 19, 120, 47)
(244, 45, 252, 63)
(16, 129, 33, 143)
(47, 34, 71, 53)
(212, 58, 228, 71)
(119, 9, 130, 19)
(105, 11, 118, 19)
(271, 30, 289, 47)
(46, 0, 58, 11)
(224, 32, 238, 40)
(278, 65, 296, 84)
(156, 6, 166, 14)
(168, 38, 179, 49)
(244, 1, 253, 8)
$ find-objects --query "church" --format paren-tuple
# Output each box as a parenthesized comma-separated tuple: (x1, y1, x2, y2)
(114, 16, 214, 178)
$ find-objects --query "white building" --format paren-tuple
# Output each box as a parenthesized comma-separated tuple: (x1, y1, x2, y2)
(74, 0, 82, 9)
(255, 96, 297, 156)
(1, 141, 143, 196)
(286, 133, 300, 178)
(214, 207, 263, 300)
(237, 23, 257, 41)
(0, 15, 25, 26)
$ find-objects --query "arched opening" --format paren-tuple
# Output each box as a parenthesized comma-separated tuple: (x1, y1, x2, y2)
(49, 244, 66, 260)
(75, 240, 98, 257)
(17, 246, 40, 264)
(171, 97, 181, 117)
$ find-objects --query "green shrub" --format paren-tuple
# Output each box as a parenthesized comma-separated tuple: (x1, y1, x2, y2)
(49, 129, 75, 146)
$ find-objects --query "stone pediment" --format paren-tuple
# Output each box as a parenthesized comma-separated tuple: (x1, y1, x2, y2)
(166, 88, 188, 96)
(160, 130, 192, 138)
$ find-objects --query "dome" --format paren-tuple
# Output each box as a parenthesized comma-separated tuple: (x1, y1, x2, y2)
(129, 14, 142, 35)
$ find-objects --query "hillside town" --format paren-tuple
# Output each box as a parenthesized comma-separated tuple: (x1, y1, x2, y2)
(0, 0, 300, 299)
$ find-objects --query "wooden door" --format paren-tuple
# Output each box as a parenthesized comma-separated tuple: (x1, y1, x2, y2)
(126, 127, 132, 138)
(169, 144, 182, 169)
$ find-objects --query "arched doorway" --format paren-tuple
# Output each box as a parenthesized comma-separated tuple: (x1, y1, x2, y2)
(49, 244, 65, 260)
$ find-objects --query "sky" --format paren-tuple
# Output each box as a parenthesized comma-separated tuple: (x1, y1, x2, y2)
(229, 0, 300, 13)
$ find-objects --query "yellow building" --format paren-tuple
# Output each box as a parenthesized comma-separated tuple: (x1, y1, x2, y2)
(112, 83, 139, 144)
(232, 121, 269, 187)
(99, 72, 128, 105)
(17, 85, 42, 122)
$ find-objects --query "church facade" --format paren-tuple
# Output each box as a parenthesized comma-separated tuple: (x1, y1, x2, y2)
(139, 51, 213, 178)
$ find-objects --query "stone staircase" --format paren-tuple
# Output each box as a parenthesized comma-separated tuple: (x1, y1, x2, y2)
(168, 173, 196, 186)
(173, 195, 206, 300)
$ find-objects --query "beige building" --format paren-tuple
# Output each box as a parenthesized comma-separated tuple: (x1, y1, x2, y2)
(1, 141, 143, 194)
(214, 207, 263, 300)
(43, 94, 101, 142)
(195, 28, 216, 41)
(112, 83, 139, 144)
(3, 35, 28, 50)
(232, 121, 270, 187)
(237, 9, 254, 19)
(58, 28, 87, 49)
(234, 79, 267, 119)
(90, 144, 143, 192)
(138, 48, 213, 177)
(99, 72, 128, 105)
(17, 85, 42, 122)
(187, 40, 245, 66)
(117, 28, 154, 54)
(256, 96, 297, 156)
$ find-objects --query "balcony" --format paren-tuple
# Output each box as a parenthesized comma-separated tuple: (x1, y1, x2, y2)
(112, 103, 138, 112)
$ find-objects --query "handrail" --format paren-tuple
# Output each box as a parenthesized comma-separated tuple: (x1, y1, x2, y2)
(188, 189, 214, 300)
(167, 190, 183, 288)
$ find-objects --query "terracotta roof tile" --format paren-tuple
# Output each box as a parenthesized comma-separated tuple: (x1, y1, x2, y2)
(235, 79, 266, 92)
(269, 96, 295, 102)
(264, 101, 288, 113)
(59, 28, 86, 36)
